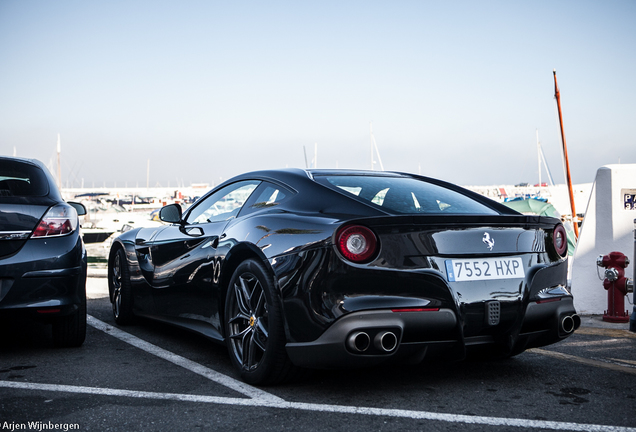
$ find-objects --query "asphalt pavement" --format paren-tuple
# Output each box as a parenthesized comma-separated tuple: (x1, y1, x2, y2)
(1, 275, 635, 432)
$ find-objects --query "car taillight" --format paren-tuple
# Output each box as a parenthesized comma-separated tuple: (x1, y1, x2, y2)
(32, 204, 78, 238)
(553, 223, 567, 257)
(336, 225, 378, 263)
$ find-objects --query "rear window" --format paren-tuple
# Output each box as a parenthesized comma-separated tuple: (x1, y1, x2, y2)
(0, 160, 49, 197)
(316, 175, 498, 215)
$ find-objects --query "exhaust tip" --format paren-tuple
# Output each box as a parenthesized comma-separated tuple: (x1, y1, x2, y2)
(374, 331, 398, 352)
(347, 331, 371, 352)
(571, 314, 581, 331)
(561, 315, 575, 334)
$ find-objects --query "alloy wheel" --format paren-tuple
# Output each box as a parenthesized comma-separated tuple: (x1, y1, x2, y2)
(227, 272, 269, 371)
(111, 252, 122, 319)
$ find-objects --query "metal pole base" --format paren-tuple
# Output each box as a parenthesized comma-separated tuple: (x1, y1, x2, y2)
(603, 311, 629, 323)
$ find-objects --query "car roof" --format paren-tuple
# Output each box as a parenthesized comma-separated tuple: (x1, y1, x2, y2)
(307, 169, 409, 178)
(0, 155, 46, 167)
(228, 168, 412, 185)
(216, 168, 516, 216)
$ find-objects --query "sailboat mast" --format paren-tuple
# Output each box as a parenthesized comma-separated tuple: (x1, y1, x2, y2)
(539, 144, 555, 186)
(56, 134, 62, 189)
(370, 122, 375, 170)
(535, 130, 555, 186)
(369, 122, 384, 171)
(536, 129, 541, 187)
(553, 70, 579, 238)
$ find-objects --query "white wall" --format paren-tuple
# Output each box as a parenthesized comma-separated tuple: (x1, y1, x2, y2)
(571, 164, 636, 314)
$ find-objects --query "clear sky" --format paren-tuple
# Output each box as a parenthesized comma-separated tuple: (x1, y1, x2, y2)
(1, 1, 634, 188)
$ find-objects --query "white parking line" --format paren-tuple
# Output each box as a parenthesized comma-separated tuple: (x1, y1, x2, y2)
(1, 380, 634, 432)
(77, 315, 636, 431)
(531, 348, 636, 376)
(561, 339, 623, 347)
(87, 315, 282, 403)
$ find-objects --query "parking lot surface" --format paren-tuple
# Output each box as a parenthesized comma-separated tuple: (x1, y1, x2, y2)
(1, 277, 635, 431)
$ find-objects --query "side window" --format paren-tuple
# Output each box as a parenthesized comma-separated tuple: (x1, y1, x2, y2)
(185, 180, 260, 224)
(239, 182, 291, 217)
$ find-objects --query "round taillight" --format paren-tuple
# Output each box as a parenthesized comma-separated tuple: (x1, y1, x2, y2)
(553, 224, 568, 257)
(336, 225, 378, 263)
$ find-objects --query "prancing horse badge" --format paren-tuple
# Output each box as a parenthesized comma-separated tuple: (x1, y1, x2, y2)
(483, 232, 495, 251)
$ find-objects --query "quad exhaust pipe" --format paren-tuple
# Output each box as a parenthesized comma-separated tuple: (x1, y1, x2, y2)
(374, 331, 398, 352)
(561, 314, 581, 334)
(347, 331, 371, 352)
(347, 330, 398, 353)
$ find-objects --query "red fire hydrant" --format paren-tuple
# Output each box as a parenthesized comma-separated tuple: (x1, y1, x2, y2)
(597, 251, 633, 323)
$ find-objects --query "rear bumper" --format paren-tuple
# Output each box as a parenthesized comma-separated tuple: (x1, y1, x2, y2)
(285, 297, 578, 369)
(286, 308, 458, 368)
(0, 234, 86, 317)
(518, 296, 579, 348)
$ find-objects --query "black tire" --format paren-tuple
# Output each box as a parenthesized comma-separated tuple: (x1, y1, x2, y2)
(224, 259, 296, 385)
(109, 247, 135, 325)
(52, 281, 86, 348)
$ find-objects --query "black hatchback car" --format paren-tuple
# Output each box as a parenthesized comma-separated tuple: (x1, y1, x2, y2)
(0, 156, 87, 347)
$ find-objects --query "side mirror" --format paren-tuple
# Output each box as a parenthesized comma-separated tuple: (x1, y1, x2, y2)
(159, 204, 183, 224)
(68, 201, 87, 216)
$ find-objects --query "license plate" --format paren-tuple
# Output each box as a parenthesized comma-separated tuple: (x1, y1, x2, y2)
(445, 257, 525, 282)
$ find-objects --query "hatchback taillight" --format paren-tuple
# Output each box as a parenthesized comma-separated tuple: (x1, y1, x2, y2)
(336, 225, 378, 263)
(32, 204, 78, 238)
(552, 224, 568, 257)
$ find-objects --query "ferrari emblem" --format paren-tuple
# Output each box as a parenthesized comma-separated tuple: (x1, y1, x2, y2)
(483, 232, 495, 251)
(249, 316, 256, 327)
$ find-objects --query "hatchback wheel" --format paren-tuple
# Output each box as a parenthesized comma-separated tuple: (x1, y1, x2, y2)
(52, 282, 86, 348)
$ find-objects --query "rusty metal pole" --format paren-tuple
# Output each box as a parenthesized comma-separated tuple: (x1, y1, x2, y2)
(553, 70, 579, 238)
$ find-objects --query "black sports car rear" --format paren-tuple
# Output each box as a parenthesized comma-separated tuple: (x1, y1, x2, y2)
(108, 169, 577, 384)
(0, 156, 87, 347)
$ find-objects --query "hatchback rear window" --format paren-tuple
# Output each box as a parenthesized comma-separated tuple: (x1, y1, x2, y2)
(315, 175, 498, 215)
(0, 160, 49, 197)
